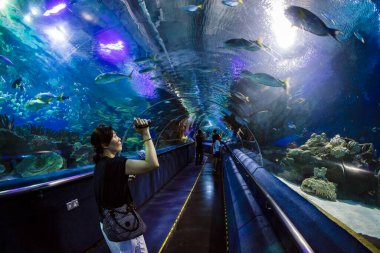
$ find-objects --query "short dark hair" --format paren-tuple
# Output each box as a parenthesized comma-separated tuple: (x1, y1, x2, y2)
(197, 129, 202, 134)
(213, 129, 217, 133)
(90, 124, 113, 163)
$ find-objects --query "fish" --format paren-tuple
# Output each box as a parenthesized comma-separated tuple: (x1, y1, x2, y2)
(222, 0, 243, 7)
(284, 6, 340, 41)
(354, 32, 365, 44)
(241, 70, 289, 91)
(139, 67, 156, 74)
(225, 38, 253, 48)
(288, 122, 297, 129)
(0, 95, 9, 103)
(95, 70, 133, 84)
(289, 97, 306, 106)
(150, 75, 162, 80)
(115, 107, 130, 112)
(182, 4, 203, 12)
(0, 55, 14, 65)
(372, 127, 380, 133)
(196, 66, 219, 73)
(35, 92, 57, 103)
(25, 99, 48, 111)
(11, 78, 24, 90)
(272, 134, 303, 147)
(233, 91, 249, 103)
(133, 55, 157, 64)
(56, 93, 70, 101)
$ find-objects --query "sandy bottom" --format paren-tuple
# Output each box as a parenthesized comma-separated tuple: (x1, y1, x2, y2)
(276, 176, 380, 239)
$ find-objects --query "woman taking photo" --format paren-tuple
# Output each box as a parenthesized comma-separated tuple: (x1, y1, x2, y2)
(91, 118, 159, 253)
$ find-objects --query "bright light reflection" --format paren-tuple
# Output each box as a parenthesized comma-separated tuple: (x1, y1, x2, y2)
(43, 3, 67, 16)
(30, 7, 40, 16)
(24, 14, 32, 23)
(81, 12, 94, 21)
(99, 41, 124, 54)
(270, 2, 297, 49)
(44, 25, 67, 42)
(0, 0, 8, 10)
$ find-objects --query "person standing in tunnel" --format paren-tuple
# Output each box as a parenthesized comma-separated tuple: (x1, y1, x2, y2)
(195, 129, 205, 165)
(213, 134, 222, 174)
(212, 129, 219, 144)
(91, 118, 159, 253)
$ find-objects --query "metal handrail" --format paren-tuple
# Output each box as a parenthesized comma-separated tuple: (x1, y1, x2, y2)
(0, 171, 93, 198)
(230, 149, 314, 253)
(0, 142, 195, 198)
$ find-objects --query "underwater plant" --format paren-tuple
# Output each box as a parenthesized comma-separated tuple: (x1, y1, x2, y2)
(0, 114, 14, 130)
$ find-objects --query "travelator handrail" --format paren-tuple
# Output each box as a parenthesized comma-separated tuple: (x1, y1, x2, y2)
(228, 147, 314, 253)
(0, 142, 194, 198)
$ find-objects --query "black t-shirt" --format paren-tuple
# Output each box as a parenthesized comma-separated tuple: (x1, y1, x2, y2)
(212, 133, 219, 143)
(195, 134, 204, 149)
(93, 156, 131, 212)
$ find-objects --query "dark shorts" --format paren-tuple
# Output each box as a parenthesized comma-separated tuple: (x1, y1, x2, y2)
(213, 151, 221, 158)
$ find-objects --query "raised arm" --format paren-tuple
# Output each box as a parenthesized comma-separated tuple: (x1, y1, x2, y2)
(125, 118, 159, 175)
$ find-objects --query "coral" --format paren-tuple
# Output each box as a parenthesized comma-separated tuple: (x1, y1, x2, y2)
(330, 146, 349, 158)
(330, 135, 346, 147)
(301, 177, 337, 201)
(15, 152, 63, 177)
(30, 136, 56, 151)
(347, 140, 361, 154)
(287, 148, 302, 157)
(0, 129, 31, 155)
(0, 114, 14, 130)
(70, 142, 93, 167)
(305, 133, 328, 147)
(23, 123, 80, 142)
(314, 167, 327, 179)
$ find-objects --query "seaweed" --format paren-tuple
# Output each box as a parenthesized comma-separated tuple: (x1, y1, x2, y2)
(0, 114, 14, 130)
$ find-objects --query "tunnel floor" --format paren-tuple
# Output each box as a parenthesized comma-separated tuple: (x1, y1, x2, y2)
(89, 154, 226, 253)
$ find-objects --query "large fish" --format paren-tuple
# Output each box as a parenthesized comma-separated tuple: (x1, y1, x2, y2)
(133, 55, 157, 64)
(25, 99, 48, 111)
(224, 38, 252, 48)
(182, 4, 203, 12)
(222, 0, 243, 7)
(241, 70, 288, 91)
(0, 55, 14, 65)
(285, 6, 340, 41)
(35, 92, 68, 103)
(138, 67, 156, 74)
(11, 78, 24, 90)
(95, 70, 133, 84)
(224, 38, 264, 51)
(35, 92, 57, 103)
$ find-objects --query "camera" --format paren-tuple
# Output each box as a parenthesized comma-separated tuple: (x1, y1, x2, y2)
(134, 119, 152, 129)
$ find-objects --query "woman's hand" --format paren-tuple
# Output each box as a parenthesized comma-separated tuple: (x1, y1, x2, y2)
(134, 118, 150, 135)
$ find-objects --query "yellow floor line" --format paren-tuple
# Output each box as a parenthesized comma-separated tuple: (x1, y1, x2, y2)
(158, 158, 207, 253)
(222, 167, 229, 252)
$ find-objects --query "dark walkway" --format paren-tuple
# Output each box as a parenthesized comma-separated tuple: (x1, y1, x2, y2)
(139, 157, 205, 252)
(89, 155, 226, 253)
(162, 155, 227, 253)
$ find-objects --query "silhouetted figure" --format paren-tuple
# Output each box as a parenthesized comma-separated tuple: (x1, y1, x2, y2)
(195, 129, 205, 165)
(213, 134, 222, 173)
(212, 129, 219, 144)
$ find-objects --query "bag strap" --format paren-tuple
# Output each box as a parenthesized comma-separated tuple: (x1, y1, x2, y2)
(98, 158, 135, 219)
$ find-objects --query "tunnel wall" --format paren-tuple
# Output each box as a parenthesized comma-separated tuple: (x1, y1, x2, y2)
(0, 143, 195, 253)
(223, 154, 284, 253)
(228, 148, 371, 253)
